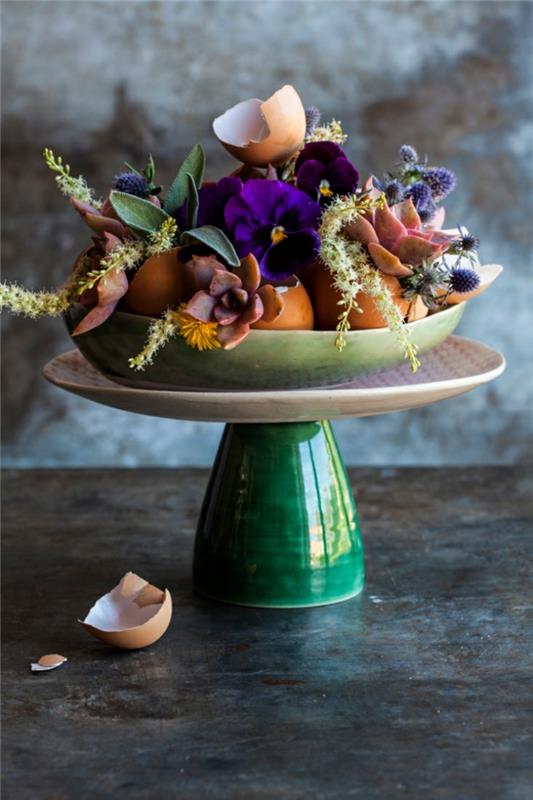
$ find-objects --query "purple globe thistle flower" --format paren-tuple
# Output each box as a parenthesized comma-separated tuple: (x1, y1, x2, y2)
(295, 141, 359, 205)
(400, 145, 418, 165)
(405, 181, 433, 212)
(174, 176, 242, 232)
(449, 266, 481, 294)
(114, 172, 150, 198)
(423, 167, 456, 200)
(384, 180, 404, 205)
(305, 106, 321, 136)
(224, 179, 321, 281)
(458, 233, 480, 253)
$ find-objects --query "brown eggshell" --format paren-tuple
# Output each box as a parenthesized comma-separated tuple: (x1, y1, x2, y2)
(125, 248, 184, 316)
(406, 295, 429, 323)
(79, 572, 172, 650)
(31, 654, 68, 672)
(311, 264, 410, 330)
(212, 85, 306, 167)
(252, 278, 314, 330)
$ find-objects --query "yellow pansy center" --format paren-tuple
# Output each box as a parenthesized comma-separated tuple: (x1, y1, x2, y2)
(271, 225, 288, 245)
(319, 179, 333, 198)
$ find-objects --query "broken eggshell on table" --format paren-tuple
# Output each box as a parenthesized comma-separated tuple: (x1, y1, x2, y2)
(31, 654, 68, 672)
(79, 572, 172, 650)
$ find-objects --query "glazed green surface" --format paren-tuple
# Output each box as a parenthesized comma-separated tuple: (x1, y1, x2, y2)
(193, 421, 364, 607)
(66, 303, 465, 391)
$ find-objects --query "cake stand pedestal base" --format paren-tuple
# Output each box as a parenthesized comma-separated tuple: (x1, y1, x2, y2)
(193, 421, 364, 608)
(42, 341, 505, 609)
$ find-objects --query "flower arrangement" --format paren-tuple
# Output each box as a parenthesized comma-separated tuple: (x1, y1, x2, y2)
(0, 85, 500, 375)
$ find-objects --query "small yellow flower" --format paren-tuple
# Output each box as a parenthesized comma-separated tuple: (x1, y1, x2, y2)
(171, 307, 221, 352)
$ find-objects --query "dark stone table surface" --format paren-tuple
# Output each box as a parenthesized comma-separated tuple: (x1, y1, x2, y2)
(2, 467, 532, 800)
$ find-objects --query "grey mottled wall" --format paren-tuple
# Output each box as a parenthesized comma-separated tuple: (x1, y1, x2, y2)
(2, 0, 532, 466)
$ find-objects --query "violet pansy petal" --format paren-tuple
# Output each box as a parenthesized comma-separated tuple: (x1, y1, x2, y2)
(327, 157, 359, 194)
(295, 141, 347, 172)
(263, 231, 320, 280)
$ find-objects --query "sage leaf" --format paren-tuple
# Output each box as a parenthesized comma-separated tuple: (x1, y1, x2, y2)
(109, 191, 171, 236)
(184, 225, 240, 267)
(163, 144, 205, 215)
(186, 174, 199, 230)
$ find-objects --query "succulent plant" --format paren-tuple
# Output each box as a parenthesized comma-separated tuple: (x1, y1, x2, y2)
(71, 233, 130, 335)
(180, 253, 282, 349)
(344, 196, 455, 278)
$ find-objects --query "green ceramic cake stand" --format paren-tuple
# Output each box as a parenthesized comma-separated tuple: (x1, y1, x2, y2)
(43, 336, 505, 608)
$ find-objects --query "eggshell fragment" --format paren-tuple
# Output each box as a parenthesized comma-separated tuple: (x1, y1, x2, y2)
(125, 248, 184, 316)
(252, 278, 314, 330)
(79, 572, 172, 650)
(213, 85, 306, 167)
(31, 654, 67, 672)
(445, 263, 503, 305)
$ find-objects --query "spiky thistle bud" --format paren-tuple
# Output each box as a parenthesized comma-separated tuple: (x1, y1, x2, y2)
(114, 172, 150, 198)
(305, 106, 322, 137)
(405, 181, 432, 211)
(449, 267, 481, 294)
(399, 144, 418, 164)
(423, 167, 456, 200)
(384, 180, 404, 205)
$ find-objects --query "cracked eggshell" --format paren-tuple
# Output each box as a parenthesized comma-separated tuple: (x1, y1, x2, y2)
(31, 654, 67, 672)
(252, 277, 314, 330)
(125, 247, 185, 317)
(213, 85, 306, 167)
(79, 572, 172, 650)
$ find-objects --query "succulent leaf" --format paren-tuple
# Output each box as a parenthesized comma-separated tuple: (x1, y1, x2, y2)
(392, 199, 421, 230)
(367, 242, 413, 277)
(374, 204, 407, 253)
(396, 235, 444, 267)
(344, 215, 379, 246)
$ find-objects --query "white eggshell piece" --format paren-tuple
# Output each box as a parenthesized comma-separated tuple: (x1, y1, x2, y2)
(82, 572, 165, 632)
(213, 98, 268, 147)
(31, 654, 67, 672)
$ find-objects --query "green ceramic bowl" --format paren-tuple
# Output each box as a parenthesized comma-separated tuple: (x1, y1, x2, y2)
(65, 303, 465, 391)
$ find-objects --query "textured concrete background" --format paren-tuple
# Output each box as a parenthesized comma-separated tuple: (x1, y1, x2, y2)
(1, 0, 532, 467)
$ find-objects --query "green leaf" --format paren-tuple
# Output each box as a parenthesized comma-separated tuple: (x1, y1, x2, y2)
(163, 144, 205, 215)
(123, 161, 143, 178)
(143, 154, 155, 184)
(183, 225, 240, 267)
(186, 174, 199, 230)
(109, 191, 171, 236)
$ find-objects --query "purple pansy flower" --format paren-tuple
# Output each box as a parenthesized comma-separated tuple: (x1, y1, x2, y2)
(295, 141, 359, 204)
(224, 179, 321, 281)
(174, 176, 242, 231)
